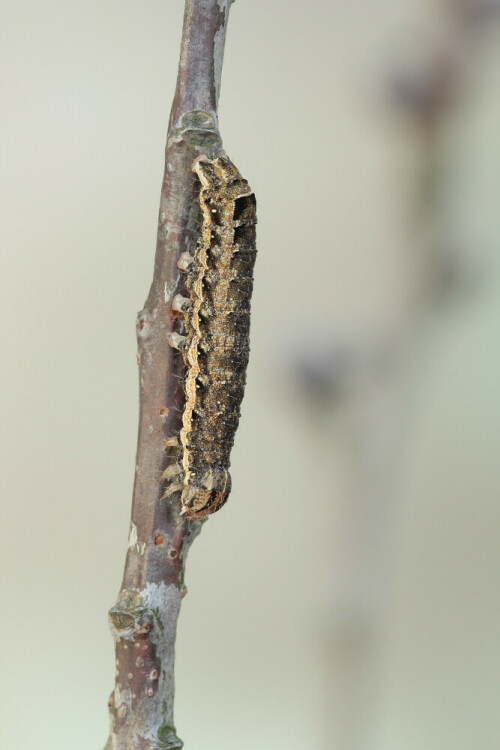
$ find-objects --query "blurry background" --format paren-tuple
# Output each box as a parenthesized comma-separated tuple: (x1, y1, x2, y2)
(1, 0, 499, 748)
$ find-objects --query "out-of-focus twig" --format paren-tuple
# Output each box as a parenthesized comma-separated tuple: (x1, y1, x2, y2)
(388, 0, 500, 298)
(291, 4, 500, 750)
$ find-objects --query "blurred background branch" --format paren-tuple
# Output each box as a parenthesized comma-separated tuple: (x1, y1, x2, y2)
(291, 2, 500, 748)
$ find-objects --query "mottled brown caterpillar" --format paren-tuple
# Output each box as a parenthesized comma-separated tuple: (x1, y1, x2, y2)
(163, 153, 257, 520)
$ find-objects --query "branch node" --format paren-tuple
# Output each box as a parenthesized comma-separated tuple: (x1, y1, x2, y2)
(157, 723, 184, 749)
(108, 589, 154, 642)
(173, 109, 222, 158)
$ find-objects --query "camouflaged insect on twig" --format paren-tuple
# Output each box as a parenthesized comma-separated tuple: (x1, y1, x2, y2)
(165, 153, 257, 520)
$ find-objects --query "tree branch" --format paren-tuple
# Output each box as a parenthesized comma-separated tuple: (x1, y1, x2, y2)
(105, 2, 232, 748)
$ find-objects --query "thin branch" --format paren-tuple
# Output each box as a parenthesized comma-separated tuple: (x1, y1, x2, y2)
(105, 2, 232, 748)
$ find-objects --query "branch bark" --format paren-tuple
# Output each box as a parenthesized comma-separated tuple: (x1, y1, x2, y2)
(105, 2, 232, 748)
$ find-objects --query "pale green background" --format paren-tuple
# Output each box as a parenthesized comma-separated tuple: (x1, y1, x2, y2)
(1, 1, 499, 748)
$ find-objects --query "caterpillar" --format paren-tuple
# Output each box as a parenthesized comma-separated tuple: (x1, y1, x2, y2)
(163, 153, 257, 520)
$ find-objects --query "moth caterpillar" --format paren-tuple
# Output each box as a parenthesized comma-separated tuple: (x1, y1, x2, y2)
(164, 153, 257, 520)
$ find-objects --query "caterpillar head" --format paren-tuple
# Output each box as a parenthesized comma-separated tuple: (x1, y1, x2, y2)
(181, 467, 231, 521)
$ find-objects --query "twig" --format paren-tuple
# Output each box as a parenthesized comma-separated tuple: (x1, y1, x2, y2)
(104, 2, 232, 748)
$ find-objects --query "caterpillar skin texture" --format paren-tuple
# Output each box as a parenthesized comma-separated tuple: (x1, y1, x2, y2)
(167, 153, 257, 520)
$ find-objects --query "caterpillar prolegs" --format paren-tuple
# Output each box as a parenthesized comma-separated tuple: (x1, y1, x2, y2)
(164, 153, 257, 520)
